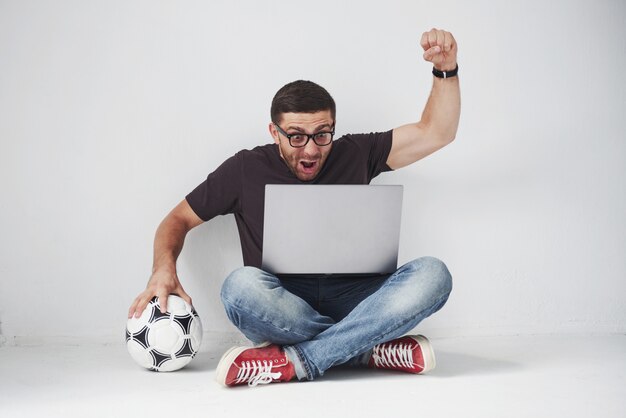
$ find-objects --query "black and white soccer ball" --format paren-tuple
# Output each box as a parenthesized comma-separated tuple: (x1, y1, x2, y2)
(125, 294, 203, 372)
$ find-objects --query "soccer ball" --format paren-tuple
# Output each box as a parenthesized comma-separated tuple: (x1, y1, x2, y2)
(126, 294, 203, 372)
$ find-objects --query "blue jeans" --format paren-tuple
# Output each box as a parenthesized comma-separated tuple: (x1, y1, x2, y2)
(220, 256, 452, 380)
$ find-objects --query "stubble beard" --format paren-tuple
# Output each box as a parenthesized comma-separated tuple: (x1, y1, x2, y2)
(278, 142, 326, 182)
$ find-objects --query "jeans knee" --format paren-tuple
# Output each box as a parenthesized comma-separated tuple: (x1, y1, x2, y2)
(220, 266, 271, 306)
(405, 256, 453, 300)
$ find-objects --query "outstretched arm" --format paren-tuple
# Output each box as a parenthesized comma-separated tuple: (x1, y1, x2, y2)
(387, 28, 461, 170)
(127, 199, 204, 318)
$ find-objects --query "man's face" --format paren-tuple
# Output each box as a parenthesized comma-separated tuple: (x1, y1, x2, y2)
(269, 110, 334, 182)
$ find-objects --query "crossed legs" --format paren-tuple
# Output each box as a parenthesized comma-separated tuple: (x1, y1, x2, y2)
(220, 256, 452, 381)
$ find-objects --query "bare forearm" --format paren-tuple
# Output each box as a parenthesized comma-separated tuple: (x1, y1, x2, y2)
(151, 214, 191, 274)
(151, 199, 203, 275)
(420, 75, 461, 144)
(419, 28, 460, 143)
(129, 199, 202, 318)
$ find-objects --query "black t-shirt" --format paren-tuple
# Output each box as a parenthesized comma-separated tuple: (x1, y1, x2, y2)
(185, 130, 394, 268)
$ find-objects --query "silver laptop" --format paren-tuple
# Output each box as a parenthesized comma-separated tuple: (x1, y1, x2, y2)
(261, 185, 403, 275)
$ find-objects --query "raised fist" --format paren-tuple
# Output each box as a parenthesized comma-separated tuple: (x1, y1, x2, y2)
(421, 28, 458, 72)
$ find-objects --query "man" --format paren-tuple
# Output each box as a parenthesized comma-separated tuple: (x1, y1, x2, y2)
(128, 28, 460, 387)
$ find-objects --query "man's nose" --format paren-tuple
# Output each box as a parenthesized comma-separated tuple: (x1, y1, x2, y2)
(303, 137, 321, 154)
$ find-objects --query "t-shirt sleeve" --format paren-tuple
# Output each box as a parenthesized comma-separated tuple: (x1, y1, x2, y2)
(353, 130, 394, 181)
(185, 152, 242, 221)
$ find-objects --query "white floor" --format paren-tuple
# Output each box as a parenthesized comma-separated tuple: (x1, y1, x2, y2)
(1, 335, 624, 418)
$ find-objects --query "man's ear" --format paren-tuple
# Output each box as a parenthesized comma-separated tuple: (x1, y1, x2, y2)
(269, 123, 280, 144)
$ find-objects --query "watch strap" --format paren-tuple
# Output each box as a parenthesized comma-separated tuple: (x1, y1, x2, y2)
(432, 64, 459, 79)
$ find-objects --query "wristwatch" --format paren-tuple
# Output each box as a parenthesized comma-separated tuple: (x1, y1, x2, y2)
(432, 64, 459, 79)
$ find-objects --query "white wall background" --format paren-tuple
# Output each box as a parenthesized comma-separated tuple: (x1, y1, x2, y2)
(1, 0, 624, 345)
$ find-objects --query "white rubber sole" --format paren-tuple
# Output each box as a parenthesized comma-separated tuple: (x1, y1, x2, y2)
(215, 345, 249, 387)
(413, 335, 437, 373)
(217, 337, 435, 385)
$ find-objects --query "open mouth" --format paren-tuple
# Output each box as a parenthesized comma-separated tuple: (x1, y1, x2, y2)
(299, 160, 318, 174)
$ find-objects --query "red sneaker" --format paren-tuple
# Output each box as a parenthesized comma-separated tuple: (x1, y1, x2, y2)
(369, 335, 436, 374)
(215, 344, 296, 387)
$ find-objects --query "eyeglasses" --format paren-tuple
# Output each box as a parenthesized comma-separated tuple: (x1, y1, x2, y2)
(274, 123, 335, 148)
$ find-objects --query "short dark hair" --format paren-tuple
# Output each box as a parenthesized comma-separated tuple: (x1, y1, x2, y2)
(270, 80, 336, 124)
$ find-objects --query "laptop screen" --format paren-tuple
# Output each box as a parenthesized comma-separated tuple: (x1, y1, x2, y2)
(261, 185, 403, 275)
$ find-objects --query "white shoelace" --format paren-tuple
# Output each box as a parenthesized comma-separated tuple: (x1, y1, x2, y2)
(235, 360, 283, 387)
(372, 342, 416, 369)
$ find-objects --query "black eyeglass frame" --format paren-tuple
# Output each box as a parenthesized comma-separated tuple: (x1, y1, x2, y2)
(274, 123, 335, 148)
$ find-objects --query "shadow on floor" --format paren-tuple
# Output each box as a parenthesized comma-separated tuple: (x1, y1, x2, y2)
(179, 347, 522, 378)
(430, 350, 521, 377)
(177, 348, 229, 373)
(319, 350, 521, 382)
